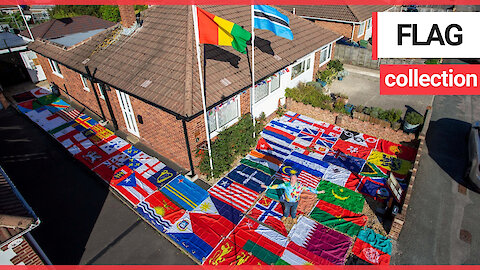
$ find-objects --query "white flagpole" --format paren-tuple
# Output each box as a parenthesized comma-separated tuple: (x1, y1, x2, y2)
(250, 5, 256, 138)
(17, 5, 33, 40)
(192, 5, 214, 177)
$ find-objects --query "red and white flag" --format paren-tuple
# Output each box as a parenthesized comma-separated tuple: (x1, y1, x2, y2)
(209, 178, 258, 213)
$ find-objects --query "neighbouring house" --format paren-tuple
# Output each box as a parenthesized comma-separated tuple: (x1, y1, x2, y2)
(27, 5, 341, 175)
(279, 5, 395, 42)
(0, 167, 47, 265)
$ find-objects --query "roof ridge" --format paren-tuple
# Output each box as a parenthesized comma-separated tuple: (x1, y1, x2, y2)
(346, 5, 360, 22)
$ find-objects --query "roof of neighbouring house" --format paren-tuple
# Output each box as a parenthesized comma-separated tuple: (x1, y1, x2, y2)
(279, 5, 393, 23)
(28, 5, 341, 118)
(20, 15, 115, 40)
(0, 167, 37, 246)
(0, 31, 28, 50)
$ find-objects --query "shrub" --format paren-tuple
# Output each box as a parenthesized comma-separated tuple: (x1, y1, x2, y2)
(317, 68, 336, 84)
(424, 58, 441, 64)
(327, 59, 344, 72)
(363, 107, 372, 115)
(333, 101, 347, 114)
(405, 111, 424, 125)
(354, 105, 365, 113)
(305, 81, 325, 92)
(369, 107, 384, 119)
(285, 83, 332, 109)
(382, 109, 402, 124)
(197, 114, 265, 179)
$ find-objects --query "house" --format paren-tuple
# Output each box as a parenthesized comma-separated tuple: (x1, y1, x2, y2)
(279, 5, 395, 42)
(27, 5, 341, 175)
(0, 166, 47, 265)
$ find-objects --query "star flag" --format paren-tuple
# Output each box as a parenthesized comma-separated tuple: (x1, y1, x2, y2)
(209, 177, 258, 213)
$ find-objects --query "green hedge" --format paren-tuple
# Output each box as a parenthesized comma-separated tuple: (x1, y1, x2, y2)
(285, 83, 332, 110)
(197, 114, 265, 179)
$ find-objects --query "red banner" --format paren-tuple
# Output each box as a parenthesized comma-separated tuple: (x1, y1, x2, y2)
(380, 65, 480, 95)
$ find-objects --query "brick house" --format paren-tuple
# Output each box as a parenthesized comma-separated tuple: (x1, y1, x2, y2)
(0, 167, 47, 265)
(280, 5, 394, 42)
(27, 5, 341, 175)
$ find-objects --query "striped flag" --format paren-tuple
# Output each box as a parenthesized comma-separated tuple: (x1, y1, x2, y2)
(275, 165, 321, 190)
(110, 166, 157, 206)
(253, 5, 293, 40)
(209, 178, 258, 213)
(256, 136, 292, 161)
(284, 151, 329, 178)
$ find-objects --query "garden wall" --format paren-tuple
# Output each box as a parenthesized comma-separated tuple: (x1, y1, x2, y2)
(286, 98, 416, 144)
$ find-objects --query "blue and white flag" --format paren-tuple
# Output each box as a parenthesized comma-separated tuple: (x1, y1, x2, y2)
(253, 5, 293, 40)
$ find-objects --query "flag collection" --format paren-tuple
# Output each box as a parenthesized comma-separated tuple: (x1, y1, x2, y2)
(15, 87, 405, 265)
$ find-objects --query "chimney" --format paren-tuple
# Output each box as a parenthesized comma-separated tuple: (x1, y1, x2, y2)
(118, 5, 136, 28)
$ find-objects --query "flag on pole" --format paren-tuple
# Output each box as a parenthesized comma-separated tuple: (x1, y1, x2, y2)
(253, 5, 293, 40)
(196, 7, 252, 54)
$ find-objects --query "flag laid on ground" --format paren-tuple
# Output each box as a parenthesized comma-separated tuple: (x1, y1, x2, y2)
(248, 196, 287, 236)
(48, 121, 75, 136)
(322, 149, 366, 173)
(280, 111, 316, 129)
(204, 238, 263, 265)
(17, 99, 34, 113)
(136, 191, 185, 233)
(110, 166, 157, 206)
(276, 241, 332, 265)
(73, 114, 98, 130)
(12, 91, 36, 102)
(93, 152, 131, 182)
(316, 180, 365, 214)
(333, 139, 372, 160)
(322, 164, 361, 190)
(241, 150, 281, 176)
(283, 151, 329, 177)
(291, 136, 329, 161)
(309, 200, 367, 237)
(196, 7, 251, 54)
(367, 150, 412, 176)
(74, 145, 110, 169)
(340, 130, 379, 149)
(161, 175, 209, 211)
(30, 87, 51, 98)
(360, 161, 389, 179)
(97, 136, 131, 156)
(357, 176, 391, 201)
(288, 216, 351, 265)
(253, 5, 293, 40)
(262, 123, 296, 144)
(209, 177, 258, 214)
(352, 228, 392, 265)
(275, 165, 321, 189)
(256, 136, 292, 161)
(296, 189, 318, 215)
(35, 112, 69, 132)
(57, 129, 94, 155)
(209, 194, 244, 225)
(133, 156, 174, 187)
(36, 94, 59, 106)
(226, 164, 272, 193)
(88, 124, 115, 144)
(313, 120, 344, 138)
(45, 98, 70, 113)
(376, 139, 417, 162)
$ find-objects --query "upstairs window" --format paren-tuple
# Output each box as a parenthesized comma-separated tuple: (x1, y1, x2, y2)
(48, 59, 63, 77)
(97, 83, 106, 99)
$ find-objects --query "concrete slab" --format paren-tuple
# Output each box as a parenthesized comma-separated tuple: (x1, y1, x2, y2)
(328, 64, 434, 114)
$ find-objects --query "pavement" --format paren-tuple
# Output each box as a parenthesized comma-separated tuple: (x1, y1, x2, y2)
(392, 95, 480, 264)
(328, 64, 434, 114)
(0, 106, 195, 265)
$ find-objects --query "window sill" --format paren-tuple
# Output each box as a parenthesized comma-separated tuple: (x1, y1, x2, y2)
(53, 72, 63, 78)
(319, 58, 331, 67)
(209, 117, 240, 139)
(83, 87, 90, 92)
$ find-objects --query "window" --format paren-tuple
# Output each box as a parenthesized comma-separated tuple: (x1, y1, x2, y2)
(254, 83, 269, 103)
(319, 44, 332, 66)
(97, 83, 106, 99)
(291, 58, 310, 80)
(367, 19, 372, 30)
(270, 74, 280, 93)
(358, 21, 366, 37)
(80, 75, 90, 91)
(48, 59, 62, 77)
(207, 96, 240, 135)
(254, 73, 282, 103)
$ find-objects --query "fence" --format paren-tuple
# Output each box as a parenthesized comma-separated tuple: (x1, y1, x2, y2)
(334, 44, 425, 70)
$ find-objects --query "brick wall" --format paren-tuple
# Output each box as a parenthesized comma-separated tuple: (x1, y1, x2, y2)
(312, 43, 337, 77)
(0, 236, 44, 265)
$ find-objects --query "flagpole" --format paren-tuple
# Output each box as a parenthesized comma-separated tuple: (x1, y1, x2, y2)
(192, 5, 214, 177)
(250, 5, 256, 138)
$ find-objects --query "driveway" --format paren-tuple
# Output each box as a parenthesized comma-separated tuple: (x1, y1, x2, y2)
(328, 64, 433, 114)
(0, 106, 195, 265)
(392, 95, 480, 264)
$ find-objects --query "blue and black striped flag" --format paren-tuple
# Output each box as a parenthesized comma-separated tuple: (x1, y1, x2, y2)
(253, 5, 293, 40)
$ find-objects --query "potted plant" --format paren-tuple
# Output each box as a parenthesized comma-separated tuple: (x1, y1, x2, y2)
(404, 111, 424, 132)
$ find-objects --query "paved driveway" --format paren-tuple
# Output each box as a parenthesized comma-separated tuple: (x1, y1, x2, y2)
(0, 107, 195, 265)
(392, 95, 480, 264)
(328, 65, 433, 114)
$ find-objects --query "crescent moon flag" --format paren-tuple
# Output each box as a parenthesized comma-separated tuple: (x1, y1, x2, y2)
(316, 181, 365, 214)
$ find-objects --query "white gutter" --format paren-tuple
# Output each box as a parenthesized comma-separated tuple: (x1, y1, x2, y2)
(351, 24, 355, 40)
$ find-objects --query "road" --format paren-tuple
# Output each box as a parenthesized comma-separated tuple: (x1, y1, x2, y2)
(393, 95, 480, 264)
(0, 106, 195, 265)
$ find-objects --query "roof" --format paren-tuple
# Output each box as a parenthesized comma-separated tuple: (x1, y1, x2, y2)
(0, 167, 37, 246)
(28, 5, 341, 118)
(20, 15, 115, 40)
(0, 31, 28, 50)
(279, 5, 393, 23)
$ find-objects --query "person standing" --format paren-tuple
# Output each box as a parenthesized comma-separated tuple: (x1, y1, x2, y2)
(261, 174, 323, 223)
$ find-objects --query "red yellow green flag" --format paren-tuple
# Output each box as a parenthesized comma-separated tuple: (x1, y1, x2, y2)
(197, 7, 252, 54)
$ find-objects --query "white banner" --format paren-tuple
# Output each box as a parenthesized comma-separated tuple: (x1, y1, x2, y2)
(377, 12, 480, 58)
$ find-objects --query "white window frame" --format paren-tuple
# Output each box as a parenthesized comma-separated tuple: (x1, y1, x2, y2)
(318, 43, 332, 67)
(48, 59, 63, 78)
(254, 73, 282, 104)
(208, 95, 241, 137)
(291, 58, 310, 80)
(80, 74, 90, 92)
(366, 18, 372, 30)
(96, 83, 105, 99)
(358, 21, 366, 37)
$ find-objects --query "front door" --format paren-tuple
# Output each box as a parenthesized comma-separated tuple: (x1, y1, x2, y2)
(116, 90, 140, 137)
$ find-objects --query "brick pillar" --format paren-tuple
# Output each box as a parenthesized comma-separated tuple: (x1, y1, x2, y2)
(118, 5, 136, 28)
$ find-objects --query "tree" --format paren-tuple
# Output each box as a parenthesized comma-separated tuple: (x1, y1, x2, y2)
(99, 5, 120, 22)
